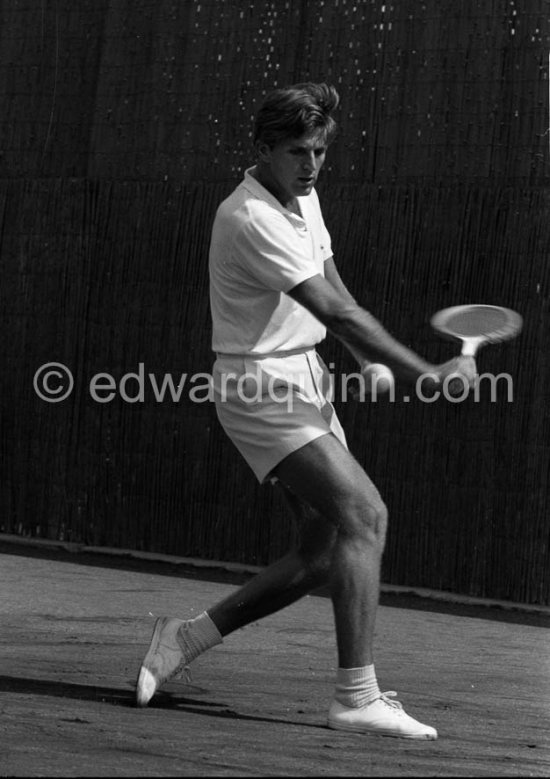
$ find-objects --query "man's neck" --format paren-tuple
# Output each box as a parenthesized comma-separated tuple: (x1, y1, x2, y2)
(251, 165, 299, 214)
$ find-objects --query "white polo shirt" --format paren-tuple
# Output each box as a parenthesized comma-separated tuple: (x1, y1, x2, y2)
(209, 167, 333, 355)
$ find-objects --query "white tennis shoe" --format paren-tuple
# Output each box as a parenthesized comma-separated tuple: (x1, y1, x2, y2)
(136, 616, 188, 707)
(328, 691, 438, 740)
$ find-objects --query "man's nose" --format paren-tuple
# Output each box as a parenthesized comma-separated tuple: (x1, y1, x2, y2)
(302, 153, 315, 171)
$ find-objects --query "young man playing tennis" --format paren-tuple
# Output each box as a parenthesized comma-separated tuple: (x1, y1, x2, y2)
(136, 83, 477, 738)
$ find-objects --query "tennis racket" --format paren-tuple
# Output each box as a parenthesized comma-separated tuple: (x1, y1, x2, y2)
(430, 304, 523, 357)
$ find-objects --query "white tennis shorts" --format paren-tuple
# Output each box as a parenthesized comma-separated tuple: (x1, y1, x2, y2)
(212, 348, 348, 483)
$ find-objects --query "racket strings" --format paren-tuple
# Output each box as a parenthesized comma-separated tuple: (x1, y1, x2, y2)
(444, 308, 510, 337)
(432, 305, 522, 342)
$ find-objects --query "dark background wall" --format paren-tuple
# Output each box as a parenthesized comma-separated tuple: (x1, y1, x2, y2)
(1, 0, 549, 604)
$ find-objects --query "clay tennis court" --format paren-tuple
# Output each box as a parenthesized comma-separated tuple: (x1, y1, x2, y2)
(1, 539, 548, 777)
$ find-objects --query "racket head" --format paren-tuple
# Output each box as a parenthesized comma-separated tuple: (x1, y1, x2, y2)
(430, 304, 523, 347)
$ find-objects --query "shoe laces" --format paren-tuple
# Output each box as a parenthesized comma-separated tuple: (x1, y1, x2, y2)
(174, 664, 192, 684)
(379, 691, 404, 711)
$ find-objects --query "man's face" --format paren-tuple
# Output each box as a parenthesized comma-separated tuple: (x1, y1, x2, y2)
(257, 131, 328, 206)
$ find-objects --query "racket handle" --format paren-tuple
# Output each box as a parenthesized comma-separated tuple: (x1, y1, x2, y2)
(461, 338, 482, 357)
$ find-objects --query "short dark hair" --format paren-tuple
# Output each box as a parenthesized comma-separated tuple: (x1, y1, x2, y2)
(253, 82, 340, 148)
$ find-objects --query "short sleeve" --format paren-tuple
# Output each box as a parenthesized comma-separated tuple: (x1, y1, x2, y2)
(233, 209, 320, 293)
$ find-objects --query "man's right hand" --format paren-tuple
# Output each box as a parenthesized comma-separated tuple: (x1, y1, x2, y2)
(431, 355, 478, 397)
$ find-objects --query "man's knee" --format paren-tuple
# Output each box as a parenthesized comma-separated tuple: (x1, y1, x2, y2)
(337, 492, 388, 546)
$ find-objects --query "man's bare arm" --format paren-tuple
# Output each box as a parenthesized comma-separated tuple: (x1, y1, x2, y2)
(289, 261, 476, 386)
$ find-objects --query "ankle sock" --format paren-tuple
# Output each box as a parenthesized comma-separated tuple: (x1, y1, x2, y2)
(335, 664, 381, 708)
(176, 611, 223, 663)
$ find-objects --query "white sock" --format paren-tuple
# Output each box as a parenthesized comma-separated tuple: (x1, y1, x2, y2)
(176, 611, 223, 663)
(334, 665, 381, 708)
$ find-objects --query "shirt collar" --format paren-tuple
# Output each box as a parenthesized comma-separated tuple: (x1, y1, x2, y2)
(242, 166, 306, 224)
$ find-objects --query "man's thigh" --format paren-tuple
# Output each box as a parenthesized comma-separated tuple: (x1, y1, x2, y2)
(272, 432, 385, 529)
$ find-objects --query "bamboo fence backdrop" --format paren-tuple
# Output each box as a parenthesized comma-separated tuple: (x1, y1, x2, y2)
(1, 0, 549, 603)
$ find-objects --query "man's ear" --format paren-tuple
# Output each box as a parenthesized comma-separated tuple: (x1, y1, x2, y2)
(255, 141, 272, 163)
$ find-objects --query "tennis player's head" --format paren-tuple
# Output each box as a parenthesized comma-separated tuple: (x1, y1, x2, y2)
(253, 83, 340, 203)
